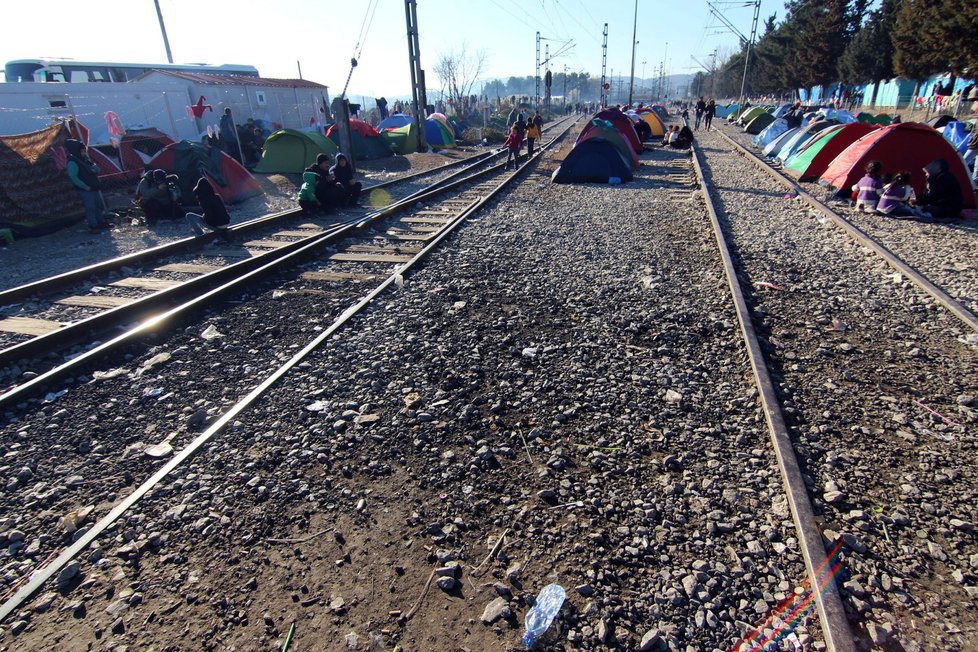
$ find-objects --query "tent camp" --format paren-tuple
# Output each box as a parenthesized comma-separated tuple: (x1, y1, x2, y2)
(590, 109, 643, 154)
(552, 138, 634, 184)
(776, 120, 838, 164)
(744, 112, 776, 135)
(424, 118, 456, 148)
(253, 129, 338, 174)
(0, 123, 87, 236)
(784, 122, 879, 181)
(752, 118, 789, 147)
(635, 109, 667, 137)
(378, 114, 413, 130)
(576, 119, 639, 169)
(148, 141, 262, 204)
(820, 122, 976, 208)
(381, 122, 419, 154)
(326, 120, 393, 160)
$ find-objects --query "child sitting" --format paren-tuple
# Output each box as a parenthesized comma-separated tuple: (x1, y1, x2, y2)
(851, 160, 883, 212)
(876, 170, 916, 217)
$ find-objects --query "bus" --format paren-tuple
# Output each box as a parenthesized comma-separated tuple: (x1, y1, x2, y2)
(3, 59, 260, 83)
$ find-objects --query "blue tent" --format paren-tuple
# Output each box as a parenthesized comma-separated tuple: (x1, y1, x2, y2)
(941, 121, 971, 154)
(552, 138, 634, 184)
(763, 127, 800, 158)
(752, 118, 790, 147)
(378, 114, 413, 130)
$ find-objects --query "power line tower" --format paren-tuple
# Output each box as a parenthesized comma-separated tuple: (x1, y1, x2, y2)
(404, 0, 428, 151)
(535, 32, 541, 107)
(600, 23, 608, 107)
(544, 44, 551, 110)
(739, 0, 761, 103)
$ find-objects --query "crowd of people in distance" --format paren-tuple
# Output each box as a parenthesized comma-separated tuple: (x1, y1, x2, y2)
(853, 158, 964, 221)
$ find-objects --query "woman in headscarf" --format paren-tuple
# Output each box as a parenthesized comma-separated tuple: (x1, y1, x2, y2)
(65, 139, 110, 233)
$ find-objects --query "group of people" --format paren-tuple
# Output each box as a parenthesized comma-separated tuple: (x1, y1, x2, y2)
(662, 125, 694, 149)
(216, 108, 266, 167)
(853, 158, 964, 220)
(298, 152, 363, 213)
(503, 110, 545, 169)
(693, 98, 717, 131)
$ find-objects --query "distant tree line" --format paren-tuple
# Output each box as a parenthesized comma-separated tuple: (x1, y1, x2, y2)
(481, 72, 597, 100)
(690, 0, 978, 100)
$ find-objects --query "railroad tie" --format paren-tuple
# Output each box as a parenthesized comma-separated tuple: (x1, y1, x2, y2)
(0, 316, 64, 336)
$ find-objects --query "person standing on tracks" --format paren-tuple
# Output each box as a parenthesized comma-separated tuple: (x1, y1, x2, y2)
(65, 139, 110, 233)
(185, 177, 232, 241)
(503, 122, 525, 169)
(330, 153, 363, 207)
(525, 115, 541, 157)
(704, 99, 716, 131)
(694, 97, 706, 129)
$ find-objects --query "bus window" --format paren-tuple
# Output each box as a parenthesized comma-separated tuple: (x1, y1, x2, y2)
(110, 67, 129, 82)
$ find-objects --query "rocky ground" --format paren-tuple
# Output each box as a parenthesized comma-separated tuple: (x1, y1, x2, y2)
(0, 148, 482, 291)
(0, 135, 825, 650)
(699, 124, 978, 650)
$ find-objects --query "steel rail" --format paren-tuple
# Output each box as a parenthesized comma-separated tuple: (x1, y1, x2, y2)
(0, 116, 579, 623)
(690, 142, 855, 651)
(714, 129, 978, 333)
(0, 118, 580, 410)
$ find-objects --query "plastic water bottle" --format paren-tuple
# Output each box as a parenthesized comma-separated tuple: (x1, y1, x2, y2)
(522, 583, 566, 648)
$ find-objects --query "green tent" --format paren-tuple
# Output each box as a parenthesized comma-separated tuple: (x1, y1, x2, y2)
(784, 125, 845, 176)
(254, 129, 338, 174)
(744, 113, 776, 134)
(737, 107, 767, 126)
(380, 122, 419, 154)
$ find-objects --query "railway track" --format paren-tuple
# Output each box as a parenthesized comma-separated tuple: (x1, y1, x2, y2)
(0, 115, 582, 625)
(713, 126, 978, 334)
(0, 117, 577, 405)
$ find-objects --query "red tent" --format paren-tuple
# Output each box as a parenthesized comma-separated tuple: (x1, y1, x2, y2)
(588, 108, 643, 155)
(785, 122, 879, 181)
(326, 119, 381, 139)
(820, 123, 976, 208)
(147, 141, 261, 204)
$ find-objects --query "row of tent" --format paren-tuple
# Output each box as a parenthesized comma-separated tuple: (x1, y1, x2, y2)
(254, 113, 461, 174)
(552, 105, 669, 184)
(0, 121, 263, 236)
(737, 104, 976, 208)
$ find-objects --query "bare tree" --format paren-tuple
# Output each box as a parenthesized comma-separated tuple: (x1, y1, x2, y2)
(432, 45, 487, 117)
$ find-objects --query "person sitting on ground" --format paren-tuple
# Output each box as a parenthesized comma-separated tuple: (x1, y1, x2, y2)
(185, 177, 232, 241)
(297, 169, 321, 213)
(503, 122, 525, 169)
(135, 168, 181, 223)
(876, 170, 916, 217)
(671, 125, 694, 150)
(330, 153, 362, 207)
(852, 160, 883, 212)
(304, 153, 342, 210)
(913, 159, 963, 220)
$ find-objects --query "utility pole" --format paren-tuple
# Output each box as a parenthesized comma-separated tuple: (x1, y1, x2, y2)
(600, 23, 608, 107)
(544, 43, 550, 110)
(404, 0, 428, 151)
(153, 0, 174, 64)
(739, 0, 761, 104)
(535, 32, 541, 107)
(563, 64, 567, 106)
(627, 0, 638, 106)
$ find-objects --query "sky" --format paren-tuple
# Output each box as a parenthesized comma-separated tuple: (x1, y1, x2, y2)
(0, 0, 767, 98)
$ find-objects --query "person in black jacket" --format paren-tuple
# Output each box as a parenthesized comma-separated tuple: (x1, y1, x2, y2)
(65, 139, 110, 232)
(304, 153, 343, 210)
(913, 159, 963, 220)
(330, 153, 362, 207)
(785, 100, 804, 129)
(185, 177, 232, 240)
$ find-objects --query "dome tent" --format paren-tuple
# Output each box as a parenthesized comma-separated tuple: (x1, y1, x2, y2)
(784, 122, 879, 181)
(254, 129, 338, 174)
(552, 138, 634, 184)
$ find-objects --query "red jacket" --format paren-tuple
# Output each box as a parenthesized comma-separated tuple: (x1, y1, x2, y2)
(504, 130, 524, 150)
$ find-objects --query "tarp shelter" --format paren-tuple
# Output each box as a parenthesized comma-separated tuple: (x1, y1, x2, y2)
(820, 122, 976, 208)
(784, 122, 879, 181)
(745, 113, 776, 135)
(326, 120, 393, 160)
(552, 138, 634, 184)
(941, 121, 971, 154)
(635, 109, 666, 137)
(381, 122, 419, 155)
(577, 119, 639, 169)
(378, 114, 413, 130)
(776, 120, 838, 164)
(148, 141, 262, 204)
(591, 109, 642, 154)
(737, 107, 767, 126)
(424, 118, 456, 148)
(253, 129, 338, 174)
(752, 118, 789, 147)
(0, 123, 86, 236)
(926, 115, 955, 129)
